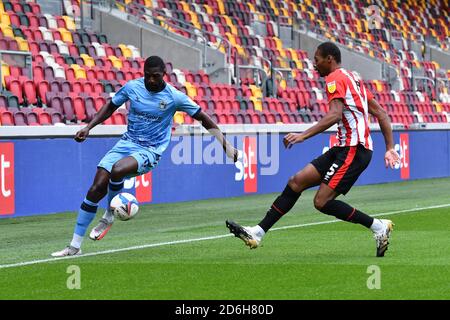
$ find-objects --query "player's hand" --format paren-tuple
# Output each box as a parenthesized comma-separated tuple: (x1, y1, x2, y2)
(283, 133, 305, 149)
(74, 127, 90, 142)
(385, 148, 400, 169)
(225, 144, 239, 162)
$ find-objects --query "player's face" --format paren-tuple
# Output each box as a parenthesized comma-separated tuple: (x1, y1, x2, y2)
(313, 49, 331, 77)
(144, 66, 166, 92)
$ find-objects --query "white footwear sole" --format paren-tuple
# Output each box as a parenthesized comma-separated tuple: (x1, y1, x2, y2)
(51, 248, 82, 257)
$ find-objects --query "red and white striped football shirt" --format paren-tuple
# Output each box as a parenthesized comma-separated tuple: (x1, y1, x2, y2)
(325, 67, 374, 150)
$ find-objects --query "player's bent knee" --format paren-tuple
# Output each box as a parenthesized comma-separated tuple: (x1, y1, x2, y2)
(111, 163, 128, 180)
(88, 182, 107, 198)
(287, 176, 302, 192)
(313, 196, 327, 212)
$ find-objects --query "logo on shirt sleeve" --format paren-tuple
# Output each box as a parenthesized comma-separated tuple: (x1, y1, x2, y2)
(327, 81, 336, 94)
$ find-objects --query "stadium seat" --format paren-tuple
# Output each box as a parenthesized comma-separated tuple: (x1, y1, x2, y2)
(13, 111, 27, 125)
(112, 112, 126, 125)
(23, 80, 38, 106)
(0, 111, 14, 125)
(26, 112, 40, 125)
(0, 96, 7, 108)
(49, 96, 63, 114)
(7, 79, 24, 105)
(72, 96, 86, 121)
(62, 96, 75, 122)
(0, 0, 446, 128)
(38, 111, 52, 125)
(50, 111, 63, 124)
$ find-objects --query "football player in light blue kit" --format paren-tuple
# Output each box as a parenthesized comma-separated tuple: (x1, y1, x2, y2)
(52, 56, 238, 257)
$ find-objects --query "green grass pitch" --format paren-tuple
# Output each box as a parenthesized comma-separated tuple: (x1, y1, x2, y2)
(0, 177, 449, 300)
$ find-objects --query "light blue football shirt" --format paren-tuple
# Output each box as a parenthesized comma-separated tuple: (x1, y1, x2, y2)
(111, 78, 200, 155)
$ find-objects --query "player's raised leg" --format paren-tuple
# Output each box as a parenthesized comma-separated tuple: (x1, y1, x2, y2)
(51, 168, 110, 257)
(90, 156, 139, 241)
(314, 183, 394, 257)
(226, 164, 322, 248)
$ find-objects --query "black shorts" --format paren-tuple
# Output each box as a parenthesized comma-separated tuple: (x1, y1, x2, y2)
(311, 144, 372, 195)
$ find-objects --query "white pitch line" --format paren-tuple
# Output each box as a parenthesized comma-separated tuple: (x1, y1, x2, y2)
(1, 203, 449, 270)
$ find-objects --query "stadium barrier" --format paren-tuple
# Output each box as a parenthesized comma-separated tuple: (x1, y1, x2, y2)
(1, 124, 449, 217)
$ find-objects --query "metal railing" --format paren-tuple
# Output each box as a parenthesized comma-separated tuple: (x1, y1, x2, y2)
(105, 0, 232, 69)
(249, 15, 293, 42)
(435, 77, 450, 102)
(299, 10, 448, 57)
(235, 65, 269, 98)
(295, 16, 394, 60)
(233, 51, 269, 96)
(409, 64, 450, 102)
(294, 15, 407, 83)
(412, 76, 435, 91)
(292, 11, 450, 95)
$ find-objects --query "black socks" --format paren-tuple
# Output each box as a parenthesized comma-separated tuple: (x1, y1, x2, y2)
(258, 185, 301, 232)
(319, 200, 374, 228)
(257, 185, 374, 233)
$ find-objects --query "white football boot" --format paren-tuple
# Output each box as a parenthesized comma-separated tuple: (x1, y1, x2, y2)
(373, 219, 394, 257)
(226, 220, 264, 249)
(89, 217, 114, 241)
(51, 246, 82, 257)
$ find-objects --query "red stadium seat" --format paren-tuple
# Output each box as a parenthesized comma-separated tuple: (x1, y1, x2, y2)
(26, 12, 39, 27)
(93, 82, 104, 94)
(95, 95, 107, 108)
(72, 81, 83, 94)
(83, 82, 94, 94)
(9, 66, 22, 78)
(0, 111, 14, 126)
(38, 111, 52, 125)
(8, 78, 24, 105)
(73, 96, 86, 121)
(112, 112, 126, 125)
(68, 44, 79, 56)
(23, 80, 38, 106)
(103, 117, 113, 125)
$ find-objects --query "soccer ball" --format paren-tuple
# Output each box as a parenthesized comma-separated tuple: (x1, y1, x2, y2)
(110, 192, 139, 221)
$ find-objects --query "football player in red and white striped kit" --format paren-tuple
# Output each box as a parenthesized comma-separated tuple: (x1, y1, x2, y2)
(227, 42, 400, 257)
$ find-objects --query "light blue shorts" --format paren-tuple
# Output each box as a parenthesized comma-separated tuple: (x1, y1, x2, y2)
(97, 139, 161, 177)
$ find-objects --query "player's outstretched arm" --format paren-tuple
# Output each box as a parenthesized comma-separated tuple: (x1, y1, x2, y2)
(74, 101, 119, 142)
(192, 110, 238, 162)
(368, 98, 400, 168)
(283, 98, 344, 148)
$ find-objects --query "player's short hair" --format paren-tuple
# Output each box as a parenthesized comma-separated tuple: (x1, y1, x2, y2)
(317, 42, 341, 64)
(144, 56, 166, 72)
